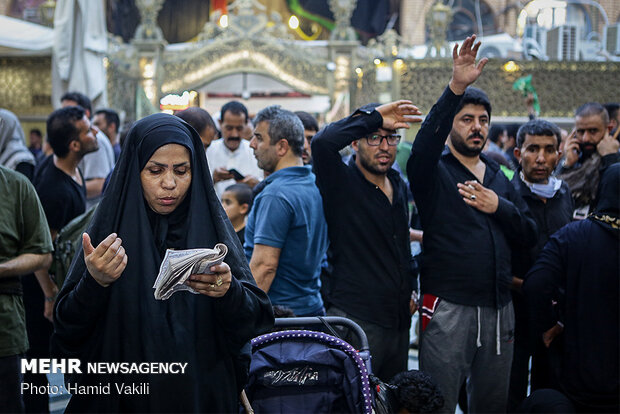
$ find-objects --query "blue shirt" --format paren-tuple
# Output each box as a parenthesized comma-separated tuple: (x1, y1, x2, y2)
(245, 166, 328, 316)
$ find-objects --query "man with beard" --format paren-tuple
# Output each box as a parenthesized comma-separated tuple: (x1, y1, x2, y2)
(558, 102, 619, 219)
(295, 111, 319, 165)
(25, 105, 98, 411)
(207, 101, 262, 198)
(406, 36, 537, 413)
(245, 106, 328, 317)
(508, 119, 574, 410)
(311, 96, 422, 381)
(60, 92, 115, 209)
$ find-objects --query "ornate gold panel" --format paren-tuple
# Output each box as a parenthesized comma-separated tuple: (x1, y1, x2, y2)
(0, 57, 52, 117)
(356, 59, 620, 119)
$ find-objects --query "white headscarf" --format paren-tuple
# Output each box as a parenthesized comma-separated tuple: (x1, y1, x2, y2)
(0, 109, 35, 170)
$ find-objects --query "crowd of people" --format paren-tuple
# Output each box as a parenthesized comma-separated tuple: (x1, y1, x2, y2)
(0, 35, 618, 413)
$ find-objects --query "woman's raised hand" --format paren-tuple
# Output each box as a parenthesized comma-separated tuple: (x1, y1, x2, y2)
(83, 232, 128, 287)
(186, 262, 232, 298)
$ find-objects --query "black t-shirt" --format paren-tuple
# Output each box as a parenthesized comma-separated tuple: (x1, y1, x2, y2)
(34, 156, 86, 233)
(236, 226, 245, 246)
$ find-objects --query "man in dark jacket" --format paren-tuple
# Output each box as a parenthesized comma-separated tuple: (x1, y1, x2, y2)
(406, 36, 537, 413)
(522, 163, 619, 413)
(508, 119, 574, 410)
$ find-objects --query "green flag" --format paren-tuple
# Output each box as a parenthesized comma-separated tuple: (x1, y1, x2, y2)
(512, 74, 541, 116)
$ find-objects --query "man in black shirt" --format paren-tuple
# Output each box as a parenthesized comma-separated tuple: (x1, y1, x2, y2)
(406, 36, 537, 413)
(508, 119, 574, 410)
(35, 106, 97, 236)
(311, 98, 421, 381)
(23, 106, 97, 411)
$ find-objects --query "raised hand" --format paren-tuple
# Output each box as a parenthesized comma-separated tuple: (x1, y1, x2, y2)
(597, 130, 620, 157)
(376, 100, 423, 130)
(83, 232, 128, 287)
(449, 35, 488, 95)
(563, 128, 580, 169)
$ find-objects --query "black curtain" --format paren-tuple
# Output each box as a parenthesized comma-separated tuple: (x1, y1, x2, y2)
(297, 0, 391, 43)
(106, 0, 210, 44)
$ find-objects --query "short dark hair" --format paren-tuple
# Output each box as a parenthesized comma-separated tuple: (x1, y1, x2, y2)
(254, 105, 305, 157)
(390, 370, 445, 414)
(176, 107, 215, 135)
(488, 124, 506, 144)
(60, 92, 92, 115)
(505, 123, 522, 140)
(46, 106, 86, 158)
(220, 101, 248, 124)
(455, 87, 492, 120)
(516, 119, 562, 148)
(94, 108, 120, 131)
(29, 128, 42, 137)
(224, 183, 253, 212)
(576, 102, 609, 126)
(603, 102, 619, 122)
(294, 111, 319, 132)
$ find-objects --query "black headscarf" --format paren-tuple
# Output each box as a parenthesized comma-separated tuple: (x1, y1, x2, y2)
(591, 163, 620, 235)
(52, 113, 273, 413)
(136, 121, 195, 258)
(594, 163, 620, 216)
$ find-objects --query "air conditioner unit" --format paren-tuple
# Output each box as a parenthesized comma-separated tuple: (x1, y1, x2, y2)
(524, 24, 547, 53)
(604, 24, 620, 55)
(546, 25, 580, 61)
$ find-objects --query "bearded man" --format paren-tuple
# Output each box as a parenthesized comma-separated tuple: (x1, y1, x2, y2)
(406, 35, 537, 413)
(558, 102, 619, 219)
(311, 98, 421, 381)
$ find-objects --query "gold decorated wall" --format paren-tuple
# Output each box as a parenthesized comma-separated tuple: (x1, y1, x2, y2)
(0, 56, 53, 139)
(0, 56, 52, 116)
(354, 59, 620, 118)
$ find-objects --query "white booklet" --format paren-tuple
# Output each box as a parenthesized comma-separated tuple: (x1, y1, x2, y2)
(153, 243, 228, 300)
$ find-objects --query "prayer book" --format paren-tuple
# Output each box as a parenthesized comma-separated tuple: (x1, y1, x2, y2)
(153, 243, 228, 300)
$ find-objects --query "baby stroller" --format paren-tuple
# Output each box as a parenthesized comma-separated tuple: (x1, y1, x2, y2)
(244, 316, 374, 414)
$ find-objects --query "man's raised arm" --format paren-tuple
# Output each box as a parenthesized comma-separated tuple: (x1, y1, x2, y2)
(407, 35, 488, 196)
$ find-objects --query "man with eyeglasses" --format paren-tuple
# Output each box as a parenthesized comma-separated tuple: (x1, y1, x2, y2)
(406, 36, 537, 413)
(311, 95, 422, 381)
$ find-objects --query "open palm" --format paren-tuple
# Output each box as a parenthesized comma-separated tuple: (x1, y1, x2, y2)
(450, 35, 488, 94)
(376, 100, 423, 130)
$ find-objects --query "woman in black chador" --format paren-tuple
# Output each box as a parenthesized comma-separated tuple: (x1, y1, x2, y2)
(52, 113, 274, 412)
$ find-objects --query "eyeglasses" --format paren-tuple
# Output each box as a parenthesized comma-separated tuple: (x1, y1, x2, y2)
(365, 134, 401, 146)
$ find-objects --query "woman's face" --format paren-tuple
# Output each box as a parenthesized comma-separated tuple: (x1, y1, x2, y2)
(141, 143, 192, 215)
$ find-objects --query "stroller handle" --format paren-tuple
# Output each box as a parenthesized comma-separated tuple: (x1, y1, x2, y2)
(273, 316, 370, 353)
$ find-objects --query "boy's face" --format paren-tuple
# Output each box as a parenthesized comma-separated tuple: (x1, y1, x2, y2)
(221, 191, 248, 223)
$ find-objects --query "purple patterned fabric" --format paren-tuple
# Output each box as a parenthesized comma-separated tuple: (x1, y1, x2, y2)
(250, 330, 373, 414)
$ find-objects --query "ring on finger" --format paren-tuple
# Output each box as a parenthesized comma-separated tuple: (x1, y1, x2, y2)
(215, 275, 223, 287)
(470, 194, 477, 201)
(209, 283, 216, 289)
